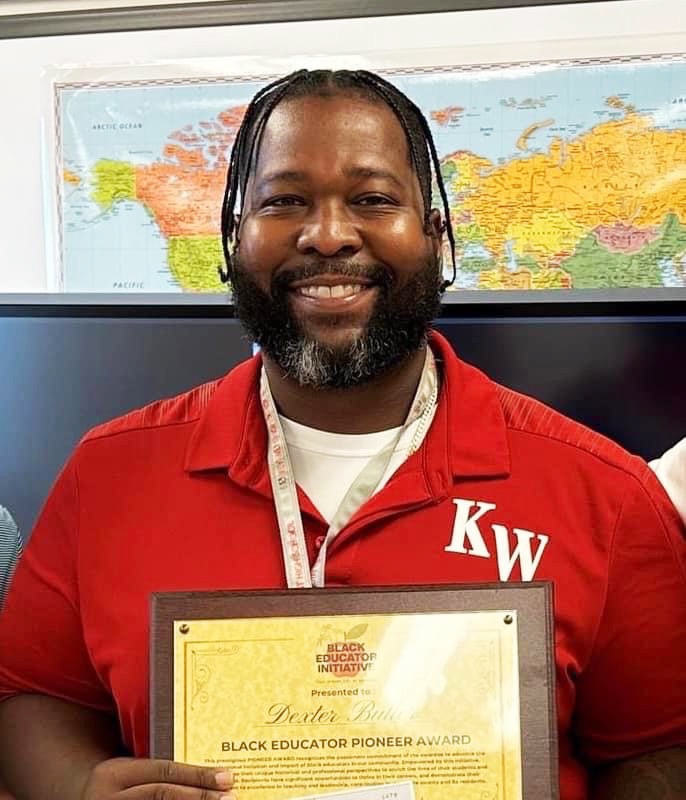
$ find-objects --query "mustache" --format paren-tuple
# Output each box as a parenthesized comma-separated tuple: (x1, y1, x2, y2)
(272, 260, 393, 293)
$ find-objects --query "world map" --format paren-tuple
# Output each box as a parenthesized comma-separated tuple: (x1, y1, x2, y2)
(55, 56, 686, 293)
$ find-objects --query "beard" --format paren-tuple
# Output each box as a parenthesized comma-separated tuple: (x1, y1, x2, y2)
(231, 255, 442, 389)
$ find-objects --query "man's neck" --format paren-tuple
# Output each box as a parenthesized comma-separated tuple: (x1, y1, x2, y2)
(262, 346, 428, 434)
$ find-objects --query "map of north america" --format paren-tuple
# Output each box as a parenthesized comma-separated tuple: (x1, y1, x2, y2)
(57, 57, 686, 292)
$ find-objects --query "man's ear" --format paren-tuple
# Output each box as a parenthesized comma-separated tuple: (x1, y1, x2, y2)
(425, 208, 444, 254)
(231, 215, 242, 254)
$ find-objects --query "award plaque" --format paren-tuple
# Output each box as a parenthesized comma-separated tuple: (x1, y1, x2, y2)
(150, 584, 558, 800)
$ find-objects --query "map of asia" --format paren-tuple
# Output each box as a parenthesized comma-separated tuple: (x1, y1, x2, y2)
(55, 55, 686, 293)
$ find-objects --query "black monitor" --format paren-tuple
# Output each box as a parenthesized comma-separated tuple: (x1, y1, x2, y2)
(0, 309, 252, 536)
(1, 299, 684, 536)
(434, 307, 686, 462)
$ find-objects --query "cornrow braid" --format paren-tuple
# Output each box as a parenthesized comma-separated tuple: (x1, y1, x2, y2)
(351, 70, 457, 289)
(219, 69, 457, 290)
(220, 70, 308, 270)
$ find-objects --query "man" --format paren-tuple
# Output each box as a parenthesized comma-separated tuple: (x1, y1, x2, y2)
(652, 437, 686, 524)
(0, 506, 21, 609)
(0, 508, 22, 800)
(0, 70, 684, 800)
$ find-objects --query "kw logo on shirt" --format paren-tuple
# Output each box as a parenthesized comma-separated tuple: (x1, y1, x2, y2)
(446, 498, 549, 581)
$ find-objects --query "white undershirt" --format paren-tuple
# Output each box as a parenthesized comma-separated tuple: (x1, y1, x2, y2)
(279, 415, 424, 524)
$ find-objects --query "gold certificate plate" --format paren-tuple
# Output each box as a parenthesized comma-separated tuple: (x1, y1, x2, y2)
(150, 584, 558, 800)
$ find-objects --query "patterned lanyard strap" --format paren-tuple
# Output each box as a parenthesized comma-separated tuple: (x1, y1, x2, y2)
(261, 347, 439, 589)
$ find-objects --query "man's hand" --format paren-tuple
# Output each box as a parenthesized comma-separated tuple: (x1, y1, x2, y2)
(591, 747, 686, 799)
(0, 696, 238, 800)
(81, 758, 236, 800)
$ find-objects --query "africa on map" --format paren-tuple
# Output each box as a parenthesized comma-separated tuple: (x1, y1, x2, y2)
(54, 55, 686, 293)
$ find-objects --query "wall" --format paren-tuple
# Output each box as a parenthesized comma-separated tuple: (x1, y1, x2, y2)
(0, 0, 684, 291)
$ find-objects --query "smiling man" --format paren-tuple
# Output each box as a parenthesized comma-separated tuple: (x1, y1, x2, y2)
(230, 100, 441, 371)
(0, 70, 685, 800)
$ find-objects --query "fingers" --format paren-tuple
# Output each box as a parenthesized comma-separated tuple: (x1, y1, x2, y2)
(92, 758, 235, 792)
(122, 786, 236, 800)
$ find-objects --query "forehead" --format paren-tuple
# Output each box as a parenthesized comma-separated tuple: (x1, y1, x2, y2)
(250, 93, 415, 183)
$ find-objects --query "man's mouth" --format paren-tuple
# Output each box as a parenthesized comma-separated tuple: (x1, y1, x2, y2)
(296, 283, 365, 299)
(287, 275, 379, 312)
(288, 274, 377, 303)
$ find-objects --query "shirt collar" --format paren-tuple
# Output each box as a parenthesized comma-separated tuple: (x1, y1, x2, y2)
(185, 329, 510, 484)
(427, 330, 510, 481)
(184, 356, 265, 477)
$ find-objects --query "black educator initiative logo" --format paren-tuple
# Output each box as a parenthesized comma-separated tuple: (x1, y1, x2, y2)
(315, 623, 377, 677)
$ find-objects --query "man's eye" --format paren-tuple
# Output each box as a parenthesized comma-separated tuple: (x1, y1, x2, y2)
(264, 196, 304, 207)
(356, 195, 395, 206)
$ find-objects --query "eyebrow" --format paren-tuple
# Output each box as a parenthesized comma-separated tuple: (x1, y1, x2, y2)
(255, 166, 405, 190)
(345, 166, 404, 188)
(256, 170, 305, 187)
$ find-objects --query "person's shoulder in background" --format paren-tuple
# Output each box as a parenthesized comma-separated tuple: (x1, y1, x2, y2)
(0, 506, 22, 609)
(650, 437, 686, 524)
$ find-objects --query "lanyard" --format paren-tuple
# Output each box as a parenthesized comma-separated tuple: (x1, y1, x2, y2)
(261, 347, 439, 588)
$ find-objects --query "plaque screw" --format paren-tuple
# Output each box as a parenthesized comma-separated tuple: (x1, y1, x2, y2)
(179, 624, 190, 634)
(504, 615, 513, 625)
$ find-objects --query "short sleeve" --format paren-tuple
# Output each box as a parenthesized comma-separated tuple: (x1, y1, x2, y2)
(574, 470, 686, 764)
(0, 458, 114, 712)
(650, 436, 686, 524)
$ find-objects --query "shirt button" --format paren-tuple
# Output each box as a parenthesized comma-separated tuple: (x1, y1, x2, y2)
(315, 535, 325, 550)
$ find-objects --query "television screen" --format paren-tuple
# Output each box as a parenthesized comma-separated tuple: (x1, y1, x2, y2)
(0, 314, 252, 535)
(1, 306, 684, 536)
(434, 313, 686, 462)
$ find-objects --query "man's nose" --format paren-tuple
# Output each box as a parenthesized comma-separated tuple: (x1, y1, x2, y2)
(296, 203, 363, 257)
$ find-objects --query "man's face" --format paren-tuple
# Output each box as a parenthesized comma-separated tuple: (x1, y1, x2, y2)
(231, 93, 444, 387)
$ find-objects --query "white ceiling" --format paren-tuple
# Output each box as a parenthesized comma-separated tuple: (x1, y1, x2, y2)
(0, 0, 232, 16)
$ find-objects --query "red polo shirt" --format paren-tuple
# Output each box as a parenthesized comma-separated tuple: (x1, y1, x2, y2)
(1, 332, 685, 800)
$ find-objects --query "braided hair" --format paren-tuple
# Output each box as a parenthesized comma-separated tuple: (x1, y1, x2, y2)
(220, 69, 456, 289)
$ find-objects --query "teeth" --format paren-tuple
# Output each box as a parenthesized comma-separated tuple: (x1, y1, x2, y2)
(298, 284, 363, 299)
